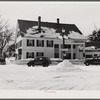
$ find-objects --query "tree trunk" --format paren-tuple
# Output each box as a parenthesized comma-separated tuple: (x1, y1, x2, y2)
(1, 49, 4, 58)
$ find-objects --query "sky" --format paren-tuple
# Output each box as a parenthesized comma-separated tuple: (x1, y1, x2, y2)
(0, 2, 100, 36)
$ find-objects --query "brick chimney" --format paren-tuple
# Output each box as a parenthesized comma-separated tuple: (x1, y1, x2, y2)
(38, 16, 41, 33)
(57, 18, 60, 24)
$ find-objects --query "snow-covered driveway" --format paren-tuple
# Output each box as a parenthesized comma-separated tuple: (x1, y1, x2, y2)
(0, 62, 100, 90)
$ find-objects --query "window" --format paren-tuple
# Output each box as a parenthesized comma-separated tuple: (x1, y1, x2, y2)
(27, 39, 34, 46)
(73, 53, 76, 59)
(54, 53, 59, 58)
(61, 44, 71, 49)
(37, 40, 44, 47)
(86, 55, 93, 58)
(73, 45, 76, 49)
(54, 44, 59, 48)
(26, 52, 34, 58)
(18, 49, 22, 54)
(94, 54, 97, 57)
(65, 45, 71, 48)
(83, 53, 85, 57)
(47, 40, 53, 47)
(36, 52, 44, 57)
(16, 40, 22, 49)
(67, 53, 71, 59)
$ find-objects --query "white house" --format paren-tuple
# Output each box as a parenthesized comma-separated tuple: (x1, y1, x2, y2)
(15, 16, 86, 60)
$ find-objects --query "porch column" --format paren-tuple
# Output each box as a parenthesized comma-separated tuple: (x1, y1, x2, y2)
(76, 45, 79, 59)
(83, 44, 85, 58)
(71, 44, 73, 59)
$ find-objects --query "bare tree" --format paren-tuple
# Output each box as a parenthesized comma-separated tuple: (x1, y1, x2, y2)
(0, 16, 14, 57)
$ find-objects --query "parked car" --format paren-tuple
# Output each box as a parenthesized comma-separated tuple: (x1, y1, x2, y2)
(84, 57, 100, 66)
(0, 57, 6, 65)
(27, 57, 51, 67)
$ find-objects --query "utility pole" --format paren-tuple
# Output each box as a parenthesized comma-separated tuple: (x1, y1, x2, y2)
(62, 28, 65, 60)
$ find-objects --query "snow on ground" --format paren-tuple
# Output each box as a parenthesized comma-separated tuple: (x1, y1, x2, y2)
(0, 59, 100, 90)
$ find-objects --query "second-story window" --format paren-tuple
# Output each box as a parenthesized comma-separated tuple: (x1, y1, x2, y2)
(16, 40, 22, 49)
(47, 40, 53, 47)
(37, 40, 44, 47)
(27, 39, 34, 46)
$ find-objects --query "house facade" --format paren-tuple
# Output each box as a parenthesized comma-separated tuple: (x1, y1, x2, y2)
(15, 16, 86, 60)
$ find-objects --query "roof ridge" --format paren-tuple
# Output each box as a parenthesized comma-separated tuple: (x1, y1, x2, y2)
(18, 19, 75, 26)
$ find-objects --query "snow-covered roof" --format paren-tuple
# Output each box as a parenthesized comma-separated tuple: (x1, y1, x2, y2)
(25, 26, 86, 40)
(85, 46, 96, 50)
(17, 19, 86, 40)
(68, 31, 86, 39)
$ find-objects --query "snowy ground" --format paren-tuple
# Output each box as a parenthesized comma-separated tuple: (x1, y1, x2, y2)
(0, 59, 100, 90)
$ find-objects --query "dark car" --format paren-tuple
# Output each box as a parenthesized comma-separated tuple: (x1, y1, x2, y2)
(27, 57, 51, 67)
(84, 57, 100, 66)
(0, 57, 6, 65)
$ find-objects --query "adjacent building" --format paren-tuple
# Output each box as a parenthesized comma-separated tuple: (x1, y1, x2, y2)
(15, 16, 86, 60)
(85, 42, 100, 58)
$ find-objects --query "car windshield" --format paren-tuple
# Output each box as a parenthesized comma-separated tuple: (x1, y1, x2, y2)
(35, 58, 39, 60)
(45, 57, 49, 60)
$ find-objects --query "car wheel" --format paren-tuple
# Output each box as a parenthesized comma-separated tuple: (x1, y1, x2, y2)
(32, 64, 34, 67)
(27, 64, 31, 67)
(46, 64, 49, 67)
(43, 64, 46, 67)
(85, 62, 89, 66)
(43, 64, 47, 67)
(43, 64, 49, 67)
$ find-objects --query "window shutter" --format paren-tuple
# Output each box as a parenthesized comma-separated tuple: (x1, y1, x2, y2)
(20, 40, 22, 46)
(42, 40, 44, 47)
(36, 52, 38, 57)
(37, 40, 38, 47)
(32, 40, 34, 46)
(52, 40, 53, 47)
(47, 40, 48, 47)
(26, 52, 28, 58)
(42, 53, 44, 56)
(32, 52, 34, 58)
(27, 39, 29, 46)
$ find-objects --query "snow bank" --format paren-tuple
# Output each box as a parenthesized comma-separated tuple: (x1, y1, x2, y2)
(6, 58, 15, 65)
(56, 60, 74, 68)
(47, 60, 82, 72)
